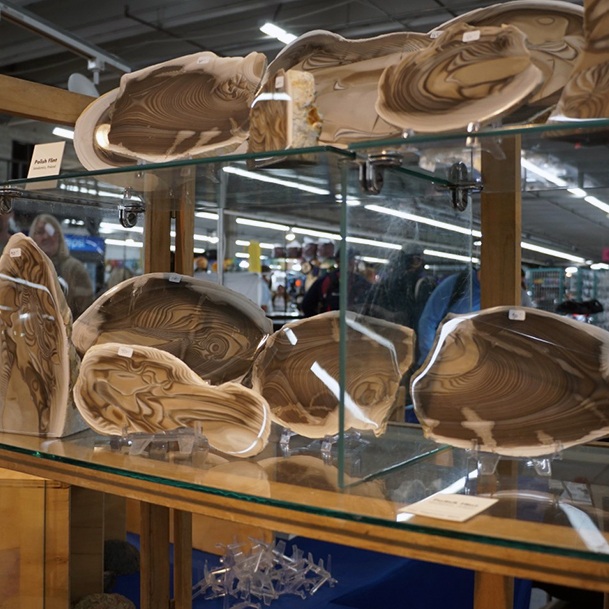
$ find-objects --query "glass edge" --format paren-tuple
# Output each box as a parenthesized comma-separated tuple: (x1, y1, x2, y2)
(348, 119, 609, 151)
(0, 145, 355, 187)
(10, 443, 609, 565)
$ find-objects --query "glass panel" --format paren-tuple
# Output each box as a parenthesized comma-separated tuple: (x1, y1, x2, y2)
(1, 124, 609, 573)
(342, 139, 476, 482)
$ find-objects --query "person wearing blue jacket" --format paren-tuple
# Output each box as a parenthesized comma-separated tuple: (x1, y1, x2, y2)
(416, 267, 481, 366)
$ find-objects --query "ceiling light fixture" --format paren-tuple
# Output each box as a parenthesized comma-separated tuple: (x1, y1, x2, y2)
(235, 239, 274, 250)
(347, 236, 402, 250)
(105, 238, 143, 248)
(99, 222, 143, 234)
(367, 203, 587, 263)
(361, 256, 389, 265)
(235, 217, 290, 231)
(567, 187, 587, 198)
(424, 248, 480, 264)
(521, 158, 568, 187)
(520, 242, 585, 263)
(260, 22, 297, 44)
(584, 195, 609, 215)
(52, 127, 74, 140)
(365, 204, 481, 237)
(291, 227, 339, 241)
(195, 211, 220, 220)
(223, 166, 330, 196)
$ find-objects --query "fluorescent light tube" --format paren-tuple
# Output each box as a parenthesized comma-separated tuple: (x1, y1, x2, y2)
(365, 204, 481, 237)
(52, 127, 74, 139)
(223, 166, 330, 196)
(260, 22, 297, 44)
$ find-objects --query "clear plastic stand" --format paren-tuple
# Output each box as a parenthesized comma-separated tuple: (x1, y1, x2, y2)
(279, 427, 370, 469)
(192, 538, 336, 607)
(467, 439, 564, 479)
(107, 425, 209, 464)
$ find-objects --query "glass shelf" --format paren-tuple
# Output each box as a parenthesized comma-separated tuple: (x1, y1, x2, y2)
(1, 425, 609, 568)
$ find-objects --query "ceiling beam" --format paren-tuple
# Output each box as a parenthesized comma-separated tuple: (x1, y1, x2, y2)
(0, 0, 130, 77)
(0, 74, 94, 125)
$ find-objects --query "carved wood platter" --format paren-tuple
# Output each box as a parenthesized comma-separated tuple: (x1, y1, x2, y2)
(73, 272, 273, 384)
(0, 234, 85, 437)
(251, 311, 414, 439)
(376, 22, 544, 133)
(266, 29, 431, 145)
(551, 0, 609, 120)
(433, 0, 585, 106)
(74, 342, 271, 458)
(74, 51, 267, 170)
(411, 306, 609, 456)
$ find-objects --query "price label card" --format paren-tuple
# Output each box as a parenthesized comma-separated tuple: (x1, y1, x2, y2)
(400, 493, 498, 522)
(509, 309, 526, 321)
(26, 141, 66, 190)
(462, 30, 481, 42)
(117, 346, 134, 358)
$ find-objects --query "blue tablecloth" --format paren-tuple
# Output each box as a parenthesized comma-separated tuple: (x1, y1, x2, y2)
(111, 534, 531, 609)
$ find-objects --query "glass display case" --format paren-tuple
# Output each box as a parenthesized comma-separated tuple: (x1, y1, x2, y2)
(2, 119, 609, 608)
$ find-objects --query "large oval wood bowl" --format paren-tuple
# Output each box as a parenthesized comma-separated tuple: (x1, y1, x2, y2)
(411, 306, 609, 456)
(376, 23, 543, 133)
(73, 273, 273, 384)
(251, 311, 414, 439)
(0, 234, 85, 437)
(433, 0, 584, 106)
(266, 29, 431, 145)
(74, 50, 266, 170)
(74, 343, 271, 458)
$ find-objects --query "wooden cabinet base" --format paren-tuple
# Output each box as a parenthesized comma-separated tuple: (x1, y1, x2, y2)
(0, 468, 104, 608)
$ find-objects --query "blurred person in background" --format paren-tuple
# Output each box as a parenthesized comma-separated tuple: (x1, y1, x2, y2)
(29, 213, 94, 318)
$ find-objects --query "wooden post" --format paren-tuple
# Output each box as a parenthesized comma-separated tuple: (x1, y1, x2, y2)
(173, 170, 195, 276)
(143, 177, 172, 273)
(480, 134, 522, 308)
(69, 488, 105, 603)
(475, 134, 523, 607)
(474, 572, 513, 609)
(140, 502, 170, 609)
(173, 510, 193, 609)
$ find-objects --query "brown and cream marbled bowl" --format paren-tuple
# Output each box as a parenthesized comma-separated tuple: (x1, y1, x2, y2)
(265, 29, 431, 145)
(251, 311, 414, 439)
(73, 273, 273, 384)
(0, 234, 85, 437)
(551, 0, 609, 120)
(376, 22, 544, 133)
(74, 50, 267, 170)
(411, 306, 609, 456)
(74, 342, 271, 458)
(433, 0, 584, 107)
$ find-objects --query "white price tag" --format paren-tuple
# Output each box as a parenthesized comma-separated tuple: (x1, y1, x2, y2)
(462, 30, 481, 42)
(197, 56, 210, 64)
(25, 141, 66, 190)
(430, 30, 443, 38)
(400, 493, 498, 522)
(117, 346, 133, 358)
(275, 75, 285, 89)
(168, 273, 182, 283)
(9, 248, 21, 258)
(508, 309, 526, 321)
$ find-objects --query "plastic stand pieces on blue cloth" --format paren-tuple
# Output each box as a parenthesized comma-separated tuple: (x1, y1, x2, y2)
(111, 534, 531, 609)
